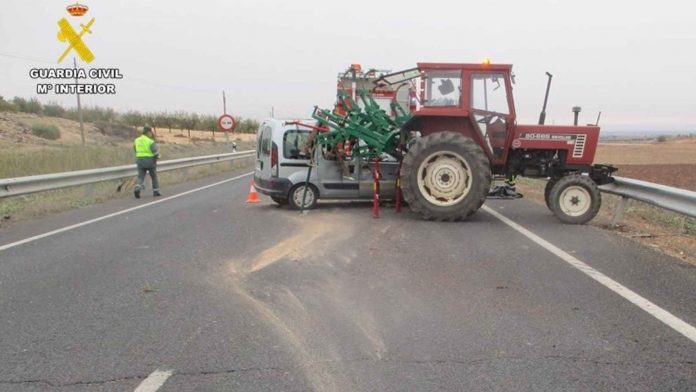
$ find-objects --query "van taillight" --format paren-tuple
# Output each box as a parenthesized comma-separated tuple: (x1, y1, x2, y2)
(271, 142, 279, 177)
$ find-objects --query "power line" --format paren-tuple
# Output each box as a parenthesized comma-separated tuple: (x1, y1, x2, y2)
(0, 52, 54, 64)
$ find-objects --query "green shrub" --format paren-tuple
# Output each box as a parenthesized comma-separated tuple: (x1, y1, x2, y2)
(31, 123, 61, 140)
(0, 96, 17, 112)
(13, 97, 42, 114)
(43, 103, 66, 117)
(656, 135, 667, 142)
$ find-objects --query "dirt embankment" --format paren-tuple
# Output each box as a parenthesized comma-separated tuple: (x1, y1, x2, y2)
(0, 112, 256, 150)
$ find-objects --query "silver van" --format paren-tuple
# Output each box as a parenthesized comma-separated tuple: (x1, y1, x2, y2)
(253, 119, 400, 209)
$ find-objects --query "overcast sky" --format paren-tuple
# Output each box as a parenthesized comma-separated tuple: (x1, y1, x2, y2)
(1, 0, 694, 132)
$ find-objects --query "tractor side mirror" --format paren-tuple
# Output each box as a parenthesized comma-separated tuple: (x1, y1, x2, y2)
(438, 79, 455, 95)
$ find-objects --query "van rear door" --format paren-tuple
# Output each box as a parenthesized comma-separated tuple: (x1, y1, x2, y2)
(255, 123, 273, 181)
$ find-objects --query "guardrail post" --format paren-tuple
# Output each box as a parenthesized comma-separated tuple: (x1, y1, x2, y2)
(610, 196, 628, 228)
(84, 183, 96, 203)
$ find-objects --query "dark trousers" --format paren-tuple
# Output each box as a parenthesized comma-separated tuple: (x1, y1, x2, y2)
(135, 158, 159, 191)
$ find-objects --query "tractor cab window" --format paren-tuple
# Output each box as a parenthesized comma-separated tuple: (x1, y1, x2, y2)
(472, 73, 509, 114)
(471, 74, 510, 160)
(283, 129, 310, 159)
(424, 71, 461, 107)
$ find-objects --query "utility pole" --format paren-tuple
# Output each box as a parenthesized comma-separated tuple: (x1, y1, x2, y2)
(271, 106, 275, 118)
(74, 57, 85, 146)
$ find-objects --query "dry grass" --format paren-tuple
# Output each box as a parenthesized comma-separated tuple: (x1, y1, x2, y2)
(0, 140, 255, 225)
(0, 141, 254, 179)
(156, 128, 256, 144)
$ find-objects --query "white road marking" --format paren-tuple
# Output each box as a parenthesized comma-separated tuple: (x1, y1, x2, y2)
(482, 205, 696, 345)
(134, 369, 173, 392)
(0, 172, 253, 253)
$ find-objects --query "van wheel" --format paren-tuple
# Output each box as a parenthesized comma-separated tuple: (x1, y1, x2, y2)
(288, 184, 318, 210)
(271, 196, 288, 206)
(549, 174, 601, 224)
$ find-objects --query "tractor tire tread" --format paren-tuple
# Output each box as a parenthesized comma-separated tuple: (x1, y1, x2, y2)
(401, 131, 491, 221)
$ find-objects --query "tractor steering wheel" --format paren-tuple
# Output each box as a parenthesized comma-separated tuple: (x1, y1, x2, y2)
(476, 113, 497, 126)
(475, 109, 507, 126)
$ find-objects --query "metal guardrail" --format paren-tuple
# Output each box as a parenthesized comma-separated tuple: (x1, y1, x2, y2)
(0, 150, 255, 198)
(599, 176, 696, 227)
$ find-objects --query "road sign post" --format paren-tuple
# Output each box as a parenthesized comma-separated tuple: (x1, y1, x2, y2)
(218, 114, 236, 144)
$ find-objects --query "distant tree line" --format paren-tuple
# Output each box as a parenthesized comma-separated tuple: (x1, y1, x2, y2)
(0, 95, 260, 135)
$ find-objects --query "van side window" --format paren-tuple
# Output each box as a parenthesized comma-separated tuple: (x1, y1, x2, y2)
(283, 129, 310, 159)
(260, 126, 272, 156)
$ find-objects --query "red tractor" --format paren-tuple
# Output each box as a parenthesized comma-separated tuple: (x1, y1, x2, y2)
(377, 62, 615, 223)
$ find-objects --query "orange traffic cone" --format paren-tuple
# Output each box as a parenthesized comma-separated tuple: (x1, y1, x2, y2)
(246, 178, 261, 203)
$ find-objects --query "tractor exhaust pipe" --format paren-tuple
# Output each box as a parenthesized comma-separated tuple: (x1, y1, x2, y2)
(572, 106, 582, 126)
(538, 72, 553, 125)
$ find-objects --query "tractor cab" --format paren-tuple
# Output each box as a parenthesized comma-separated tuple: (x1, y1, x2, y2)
(415, 62, 517, 164)
(378, 62, 518, 165)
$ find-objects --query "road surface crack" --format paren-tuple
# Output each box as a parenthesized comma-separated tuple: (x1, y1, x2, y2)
(0, 374, 148, 387)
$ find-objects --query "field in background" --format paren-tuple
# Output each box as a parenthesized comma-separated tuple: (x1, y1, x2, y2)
(596, 137, 696, 191)
(155, 128, 256, 145)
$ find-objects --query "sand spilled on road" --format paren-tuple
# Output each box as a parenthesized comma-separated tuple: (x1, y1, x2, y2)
(237, 214, 353, 275)
(222, 211, 394, 391)
(223, 213, 360, 391)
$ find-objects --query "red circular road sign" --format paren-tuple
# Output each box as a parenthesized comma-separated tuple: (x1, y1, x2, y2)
(218, 114, 236, 132)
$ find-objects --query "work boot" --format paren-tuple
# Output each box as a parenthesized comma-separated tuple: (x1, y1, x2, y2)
(153, 191, 161, 197)
(134, 189, 140, 199)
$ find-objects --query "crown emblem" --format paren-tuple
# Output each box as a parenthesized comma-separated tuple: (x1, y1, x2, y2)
(66, 2, 89, 17)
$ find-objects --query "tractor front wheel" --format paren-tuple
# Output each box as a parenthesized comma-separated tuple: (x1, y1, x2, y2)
(548, 174, 601, 224)
(401, 132, 491, 221)
(544, 177, 560, 208)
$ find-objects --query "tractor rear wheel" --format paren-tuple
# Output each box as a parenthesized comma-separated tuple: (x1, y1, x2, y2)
(401, 132, 491, 221)
(548, 174, 601, 224)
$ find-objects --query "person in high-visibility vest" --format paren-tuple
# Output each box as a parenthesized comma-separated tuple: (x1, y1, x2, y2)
(133, 126, 161, 199)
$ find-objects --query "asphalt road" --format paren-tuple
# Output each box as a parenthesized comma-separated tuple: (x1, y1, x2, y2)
(1, 170, 695, 391)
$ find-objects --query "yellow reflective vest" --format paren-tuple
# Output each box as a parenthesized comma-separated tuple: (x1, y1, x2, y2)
(134, 135, 155, 158)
